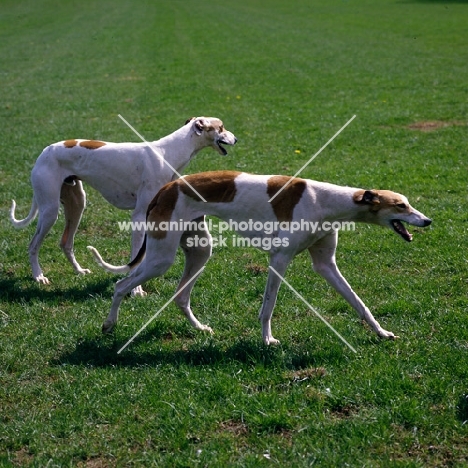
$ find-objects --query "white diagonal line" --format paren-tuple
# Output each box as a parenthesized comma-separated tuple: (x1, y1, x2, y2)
(117, 266, 205, 354)
(268, 266, 357, 353)
(118, 114, 207, 202)
(268, 115, 356, 203)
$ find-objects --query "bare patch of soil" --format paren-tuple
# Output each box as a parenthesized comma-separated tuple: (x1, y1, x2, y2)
(407, 121, 466, 132)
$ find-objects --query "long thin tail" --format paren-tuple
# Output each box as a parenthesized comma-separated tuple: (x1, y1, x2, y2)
(10, 198, 38, 228)
(87, 235, 147, 274)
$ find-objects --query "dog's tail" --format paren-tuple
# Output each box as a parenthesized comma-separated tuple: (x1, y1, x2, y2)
(10, 198, 39, 229)
(87, 235, 147, 274)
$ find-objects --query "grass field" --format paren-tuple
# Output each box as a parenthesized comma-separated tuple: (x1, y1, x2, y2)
(1, 0, 468, 466)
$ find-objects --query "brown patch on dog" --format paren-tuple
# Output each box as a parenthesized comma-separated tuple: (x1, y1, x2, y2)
(353, 189, 380, 207)
(64, 139, 78, 148)
(79, 140, 106, 149)
(407, 121, 466, 132)
(146, 182, 180, 239)
(179, 170, 241, 203)
(267, 176, 306, 222)
(376, 190, 407, 207)
(353, 189, 408, 212)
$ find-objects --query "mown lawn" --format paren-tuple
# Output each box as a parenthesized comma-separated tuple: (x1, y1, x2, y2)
(1, 0, 467, 466)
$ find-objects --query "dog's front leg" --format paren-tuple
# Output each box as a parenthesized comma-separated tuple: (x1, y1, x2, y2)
(308, 235, 397, 339)
(260, 252, 293, 345)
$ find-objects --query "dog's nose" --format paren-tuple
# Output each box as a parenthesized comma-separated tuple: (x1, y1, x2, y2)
(423, 218, 432, 227)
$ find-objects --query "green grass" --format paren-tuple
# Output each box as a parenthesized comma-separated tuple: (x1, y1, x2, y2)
(1, 0, 468, 466)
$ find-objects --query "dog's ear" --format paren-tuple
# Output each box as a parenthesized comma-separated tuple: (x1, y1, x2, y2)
(193, 118, 210, 136)
(353, 190, 380, 205)
(185, 117, 196, 125)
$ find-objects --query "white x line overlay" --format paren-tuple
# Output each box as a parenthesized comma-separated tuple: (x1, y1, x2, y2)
(268, 114, 356, 203)
(117, 266, 206, 354)
(268, 266, 357, 353)
(118, 114, 208, 202)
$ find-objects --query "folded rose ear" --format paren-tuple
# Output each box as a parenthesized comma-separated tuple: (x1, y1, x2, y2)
(193, 118, 211, 136)
(185, 117, 196, 125)
(353, 189, 380, 205)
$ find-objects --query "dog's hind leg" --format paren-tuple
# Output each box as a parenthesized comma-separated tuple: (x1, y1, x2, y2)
(60, 181, 91, 275)
(28, 200, 61, 284)
(102, 236, 179, 334)
(308, 233, 397, 339)
(26, 157, 67, 284)
(129, 203, 151, 297)
(259, 251, 294, 345)
(173, 220, 213, 333)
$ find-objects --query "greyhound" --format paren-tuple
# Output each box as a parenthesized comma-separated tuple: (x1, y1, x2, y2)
(10, 118, 237, 295)
(88, 170, 431, 344)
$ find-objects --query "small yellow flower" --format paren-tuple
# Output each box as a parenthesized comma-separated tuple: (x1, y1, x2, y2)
(295, 149, 301, 154)
(236, 95, 241, 100)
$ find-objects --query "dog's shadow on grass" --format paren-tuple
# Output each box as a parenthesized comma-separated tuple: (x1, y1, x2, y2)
(54, 326, 338, 370)
(456, 394, 468, 424)
(0, 274, 114, 304)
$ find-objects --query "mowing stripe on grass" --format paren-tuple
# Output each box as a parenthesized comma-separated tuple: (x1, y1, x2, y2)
(268, 266, 357, 353)
(268, 114, 356, 203)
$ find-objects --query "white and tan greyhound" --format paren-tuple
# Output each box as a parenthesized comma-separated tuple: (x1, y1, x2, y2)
(10, 118, 237, 295)
(88, 171, 432, 344)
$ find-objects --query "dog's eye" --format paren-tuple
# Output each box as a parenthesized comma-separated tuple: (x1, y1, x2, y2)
(396, 203, 407, 209)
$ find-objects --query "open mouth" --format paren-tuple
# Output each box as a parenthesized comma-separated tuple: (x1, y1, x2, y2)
(217, 141, 228, 155)
(215, 132, 236, 155)
(391, 220, 412, 242)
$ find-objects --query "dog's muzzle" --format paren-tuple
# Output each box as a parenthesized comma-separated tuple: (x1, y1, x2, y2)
(216, 132, 237, 155)
(391, 216, 432, 242)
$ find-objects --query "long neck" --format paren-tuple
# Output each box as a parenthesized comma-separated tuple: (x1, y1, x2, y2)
(310, 182, 372, 224)
(151, 124, 201, 172)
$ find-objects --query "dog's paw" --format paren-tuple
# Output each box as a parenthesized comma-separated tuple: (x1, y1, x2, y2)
(77, 268, 91, 275)
(102, 321, 116, 334)
(35, 274, 50, 285)
(264, 336, 281, 346)
(131, 286, 147, 297)
(378, 329, 399, 340)
(199, 324, 213, 334)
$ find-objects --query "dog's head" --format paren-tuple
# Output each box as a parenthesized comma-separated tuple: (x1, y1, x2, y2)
(185, 117, 237, 155)
(353, 189, 432, 241)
